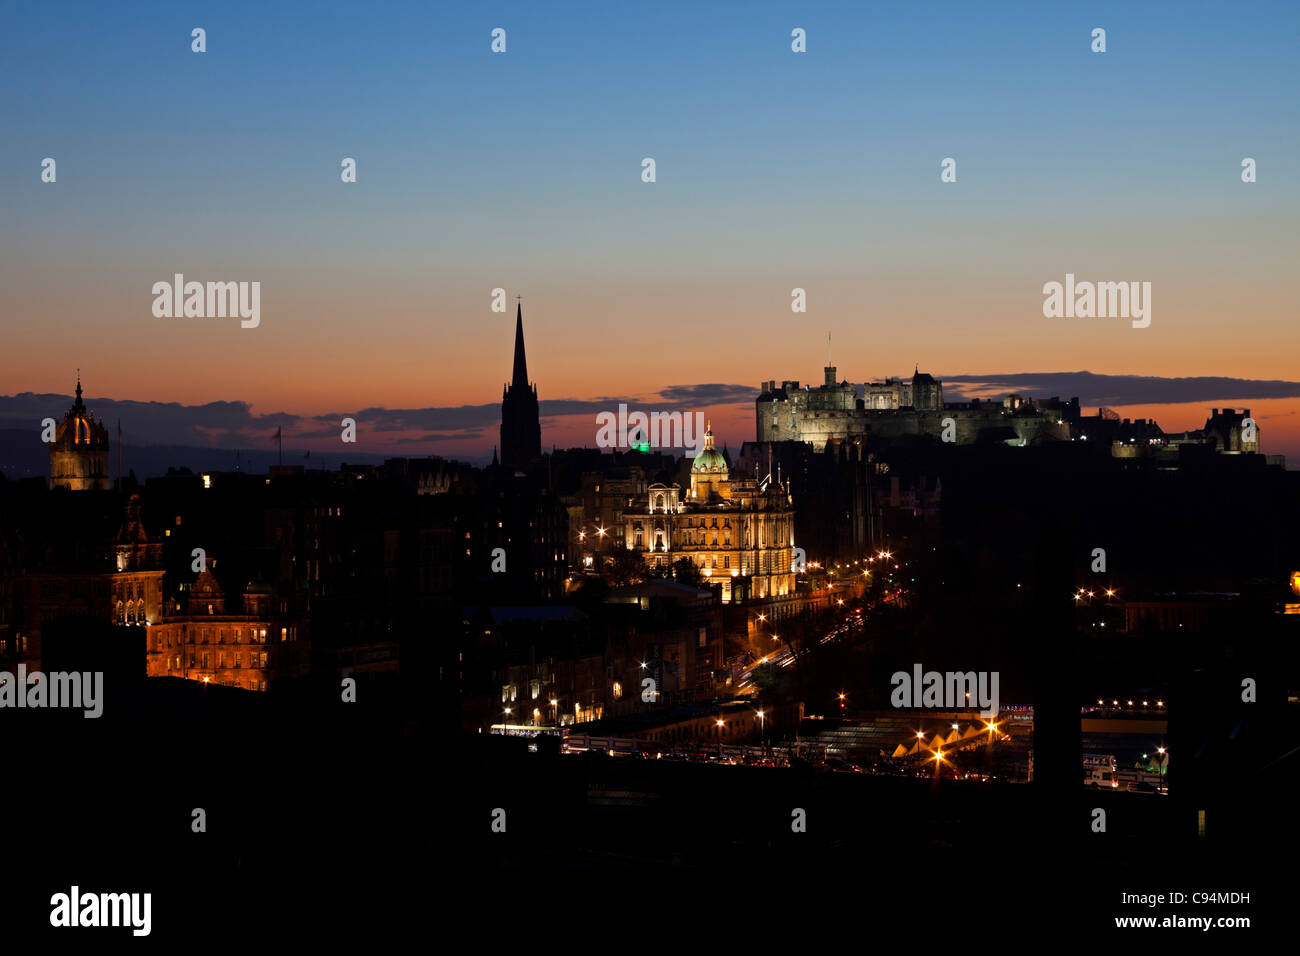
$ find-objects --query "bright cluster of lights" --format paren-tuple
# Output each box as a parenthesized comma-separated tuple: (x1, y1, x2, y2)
(1095, 698, 1164, 708)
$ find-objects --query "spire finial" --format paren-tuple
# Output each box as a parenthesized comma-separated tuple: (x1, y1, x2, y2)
(75, 370, 83, 404)
(510, 300, 529, 387)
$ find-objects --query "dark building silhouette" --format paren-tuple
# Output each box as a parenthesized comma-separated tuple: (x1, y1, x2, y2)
(500, 303, 541, 470)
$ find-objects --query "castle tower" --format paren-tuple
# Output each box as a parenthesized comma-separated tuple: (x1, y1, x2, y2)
(500, 303, 541, 469)
(50, 374, 111, 490)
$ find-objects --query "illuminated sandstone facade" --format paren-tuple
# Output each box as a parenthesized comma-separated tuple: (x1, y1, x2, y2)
(146, 569, 296, 691)
(622, 425, 795, 603)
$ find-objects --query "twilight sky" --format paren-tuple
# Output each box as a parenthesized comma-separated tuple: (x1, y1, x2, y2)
(3, 1, 1298, 465)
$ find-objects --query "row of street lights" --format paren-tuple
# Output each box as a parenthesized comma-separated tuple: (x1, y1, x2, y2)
(500, 696, 567, 731)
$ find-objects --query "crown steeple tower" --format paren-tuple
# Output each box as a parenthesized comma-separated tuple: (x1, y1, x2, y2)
(51, 371, 110, 490)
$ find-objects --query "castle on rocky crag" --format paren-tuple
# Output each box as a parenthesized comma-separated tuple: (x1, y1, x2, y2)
(756, 363, 1271, 464)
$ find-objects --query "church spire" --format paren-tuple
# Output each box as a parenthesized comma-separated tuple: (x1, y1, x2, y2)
(500, 301, 541, 468)
(511, 301, 529, 388)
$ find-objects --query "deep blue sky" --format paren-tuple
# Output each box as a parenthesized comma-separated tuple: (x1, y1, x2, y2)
(3, 0, 1297, 460)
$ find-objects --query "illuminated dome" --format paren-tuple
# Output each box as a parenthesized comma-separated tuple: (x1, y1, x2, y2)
(691, 423, 728, 477)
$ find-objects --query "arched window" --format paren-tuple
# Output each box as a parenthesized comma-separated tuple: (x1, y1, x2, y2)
(115, 601, 125, 624)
